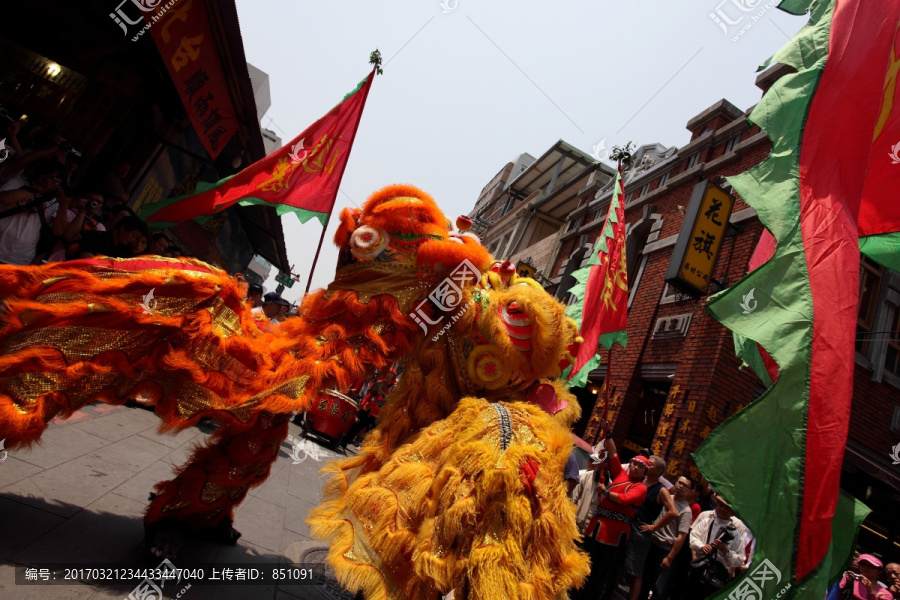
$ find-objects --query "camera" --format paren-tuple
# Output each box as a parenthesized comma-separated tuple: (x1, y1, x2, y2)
(58, 141, 82, 158)
(718, 525, 736, 545)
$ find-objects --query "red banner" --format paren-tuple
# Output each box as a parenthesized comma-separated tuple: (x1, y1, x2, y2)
(139, 71, 375, 226)
(146, 0, 238, 159)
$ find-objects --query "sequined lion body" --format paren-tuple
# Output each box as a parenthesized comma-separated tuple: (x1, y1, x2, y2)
(0, 184, 588, 599)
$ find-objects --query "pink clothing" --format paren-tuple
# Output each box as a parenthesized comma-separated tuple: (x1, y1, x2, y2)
(840, 573, 893, 600)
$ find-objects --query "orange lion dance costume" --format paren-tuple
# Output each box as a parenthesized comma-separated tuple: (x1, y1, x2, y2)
(0, 184, 589, 599)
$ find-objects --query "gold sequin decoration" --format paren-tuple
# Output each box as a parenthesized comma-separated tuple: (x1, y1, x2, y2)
(200, 481, 228, 505)
(5, 371, 125, 412)
(339, 508, 406, 599)
(161, 499, 192, 514)
(192, 339, 258, 386)
(174, 382, 256, 424)
(229, 464, 255, 479)
(5, 326, 156, 362)
(32, 292, 200, 319)
(326, 262, 437, 314)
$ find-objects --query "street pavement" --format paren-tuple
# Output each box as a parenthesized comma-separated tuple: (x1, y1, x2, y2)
(0, 402, 357, 600)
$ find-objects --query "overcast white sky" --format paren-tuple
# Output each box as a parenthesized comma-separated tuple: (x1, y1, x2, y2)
(233, 0, 805, 301)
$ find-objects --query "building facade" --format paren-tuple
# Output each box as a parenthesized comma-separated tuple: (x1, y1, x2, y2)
(539, 64, 900, 558)
(472, 142, 615, 282)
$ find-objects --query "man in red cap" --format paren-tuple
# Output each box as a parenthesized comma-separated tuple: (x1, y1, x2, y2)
(573, 421, 648, 600)
(840, 554, 893, 599)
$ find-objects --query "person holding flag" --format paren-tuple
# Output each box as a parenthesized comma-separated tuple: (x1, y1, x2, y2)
(573, 420, 649, 600)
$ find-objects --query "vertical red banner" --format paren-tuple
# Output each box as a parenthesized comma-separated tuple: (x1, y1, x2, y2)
(146, 0, 239, 159)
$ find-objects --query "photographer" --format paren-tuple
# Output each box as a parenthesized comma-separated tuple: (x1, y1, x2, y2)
(839, 555, 893, 600)
(685, 497, 747, 598)
(0, 161, 71, 265)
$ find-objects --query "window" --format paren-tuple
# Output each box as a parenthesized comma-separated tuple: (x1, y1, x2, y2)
(687, 152, 701, 169)
(725, 133, 741, 154)
(639, 182, 651, 197)
(659, 172, 670, 187)
(857, 257, 884, 355)
(625, 213, 664, 307)
(624, 192, 633, 204)
(884, 304, 900, 376)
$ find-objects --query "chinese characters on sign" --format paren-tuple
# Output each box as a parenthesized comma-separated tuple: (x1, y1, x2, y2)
(146, 0, 238, 159)
(665, 180, 735, 296)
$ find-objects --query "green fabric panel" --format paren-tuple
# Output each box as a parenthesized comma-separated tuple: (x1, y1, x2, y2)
(567, 354, 601, 389)
(733, 331, 774, 388)
(859, 232, 900, 272)
(137, 174, 236, 222)
(789, 493, 870, 599)
(598, 329, 627, 351)
(237, 198, 328, 227)
(700, 1, 839, 598)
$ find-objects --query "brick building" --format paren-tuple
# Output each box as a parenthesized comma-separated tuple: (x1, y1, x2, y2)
(471, 141, 614, 281)
(540, 64, 900, 557)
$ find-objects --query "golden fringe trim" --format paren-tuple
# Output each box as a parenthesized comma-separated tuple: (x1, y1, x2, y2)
(308, 398, 590, 600)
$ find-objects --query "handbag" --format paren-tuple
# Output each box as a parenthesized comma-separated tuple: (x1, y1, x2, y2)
(691, 553, 731, 589)
(689, 515, 734, 590)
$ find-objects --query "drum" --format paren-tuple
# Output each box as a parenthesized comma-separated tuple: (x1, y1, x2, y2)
(304, 389, 360, 442)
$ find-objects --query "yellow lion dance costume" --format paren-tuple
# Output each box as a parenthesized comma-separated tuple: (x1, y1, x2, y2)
(0, 184, 588, 599)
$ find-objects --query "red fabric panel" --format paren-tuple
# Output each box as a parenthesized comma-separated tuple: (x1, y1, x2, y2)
(858, 20, 900, 236)
(148, 71, 374, 224)
(796, 0, 900, 578)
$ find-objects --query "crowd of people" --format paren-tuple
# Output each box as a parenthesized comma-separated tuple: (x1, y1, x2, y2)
(0, 119, 185, 265)
(0, 119, 297, 320)
(566, 422, 900, 600)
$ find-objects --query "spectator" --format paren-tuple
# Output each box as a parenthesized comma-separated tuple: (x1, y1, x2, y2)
(885, 562, 899, 599)
(0, 119, 71, 184)
(342, 368, 398, 450)
(0, 161, 70, 265)
(839, 555, 893, 600)
(663, 477, 702, 600)
(565, 450, 580, 495)
(572, 431, 649, 600)
(0, 109, 23, 183)
(263, 292, 290, 323)
(685, 497, 747, 598)
(638, 475, 695, 600)
(104, 204, 137, 230)
(624, 455, 678, 600)
(572, 446, 606, 531)
(696, 476, 716, 512)
(44, 191, 106, 262)
(97, 161, 131, 208)
(246, 283, 264, 308)
(148, 233, 171, 256)
(252, 292, 290, 325)
(76, 215, 150, 259)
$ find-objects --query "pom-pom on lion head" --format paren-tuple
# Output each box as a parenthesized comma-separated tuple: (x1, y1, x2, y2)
(327, 184, 492, 314)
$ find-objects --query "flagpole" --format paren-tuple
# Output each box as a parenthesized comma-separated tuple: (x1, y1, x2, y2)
(304, 218, 329, 295)
(303, 58, 380, 297)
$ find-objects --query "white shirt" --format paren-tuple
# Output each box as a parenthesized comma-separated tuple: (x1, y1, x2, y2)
(0, 175, 58, 265)
(571, 468, 600, 532)
(689, 510, 747, 569)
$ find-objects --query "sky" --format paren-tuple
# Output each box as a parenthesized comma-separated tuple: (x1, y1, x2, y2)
(233, 0, 806, 301)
